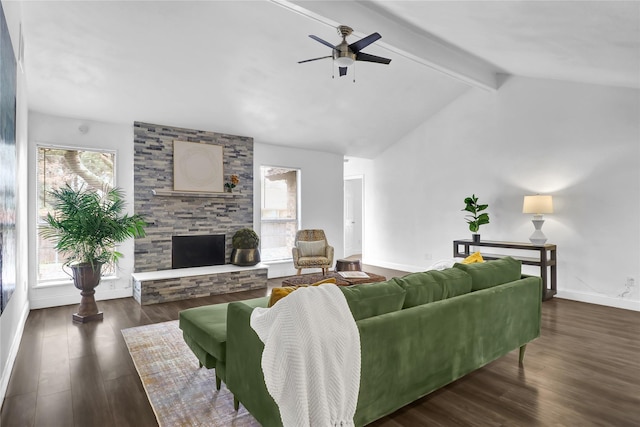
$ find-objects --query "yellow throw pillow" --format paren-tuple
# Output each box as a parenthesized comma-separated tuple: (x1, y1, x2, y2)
(462, 251, 484, 264)
(268, 277, 337, 307)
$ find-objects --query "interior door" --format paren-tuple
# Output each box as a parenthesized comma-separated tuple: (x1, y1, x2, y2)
(344, 178, 362, 257)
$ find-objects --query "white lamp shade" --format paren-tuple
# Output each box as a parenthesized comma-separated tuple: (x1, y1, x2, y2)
(523, 195, 553, 214)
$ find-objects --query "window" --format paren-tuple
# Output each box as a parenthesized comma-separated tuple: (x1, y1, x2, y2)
(260, 166, 300, 262)
(37, 146, 116, 282)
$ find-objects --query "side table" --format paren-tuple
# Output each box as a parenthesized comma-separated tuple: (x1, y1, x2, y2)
(335, 259, 362, 272)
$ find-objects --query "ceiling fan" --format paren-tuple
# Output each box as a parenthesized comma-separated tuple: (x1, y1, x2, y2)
(299, 25, 391, 77)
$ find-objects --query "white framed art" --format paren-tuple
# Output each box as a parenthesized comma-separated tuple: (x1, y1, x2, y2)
(173, 140, 224, 192)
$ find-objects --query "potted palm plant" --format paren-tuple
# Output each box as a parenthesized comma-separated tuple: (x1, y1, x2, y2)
(462, 194, 490, 242)
(230, 228, 261, 266)
(40, 185, 146, 322)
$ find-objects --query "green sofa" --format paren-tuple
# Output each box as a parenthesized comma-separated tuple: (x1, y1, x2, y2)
(179, 296, 268, 389)
(225, 257, 542, 426)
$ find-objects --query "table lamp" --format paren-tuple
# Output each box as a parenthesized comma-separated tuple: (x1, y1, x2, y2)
(523, 195, 553, 244)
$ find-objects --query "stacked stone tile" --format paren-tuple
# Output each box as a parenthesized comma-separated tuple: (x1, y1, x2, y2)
(134, 121, 254, 271)
(133, 268, 268, 305)
(132, 122, 265, 304)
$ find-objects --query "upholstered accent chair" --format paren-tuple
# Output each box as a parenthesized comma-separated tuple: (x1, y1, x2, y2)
(292, 229, 334, 275)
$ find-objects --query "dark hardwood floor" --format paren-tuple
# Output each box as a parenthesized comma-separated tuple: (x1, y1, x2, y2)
(2, 264, 639, 426)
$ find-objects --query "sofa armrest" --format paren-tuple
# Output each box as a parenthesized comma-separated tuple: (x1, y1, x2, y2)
(226, 302, 281, 427)
(292, 247, 300, 263)
(521, 274, 543, 301)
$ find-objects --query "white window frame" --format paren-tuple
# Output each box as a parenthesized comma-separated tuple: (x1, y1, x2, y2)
(260, 165, 301, 262)
(35, 144, 118, 286)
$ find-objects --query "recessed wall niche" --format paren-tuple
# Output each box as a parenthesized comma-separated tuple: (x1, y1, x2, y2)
(133, 122, 253, 272)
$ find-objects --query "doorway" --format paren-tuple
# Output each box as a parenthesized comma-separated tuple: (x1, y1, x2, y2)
(344, 177, 363, 257)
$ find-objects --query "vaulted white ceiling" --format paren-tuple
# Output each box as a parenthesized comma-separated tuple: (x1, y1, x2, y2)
(21, 1, 640, 158)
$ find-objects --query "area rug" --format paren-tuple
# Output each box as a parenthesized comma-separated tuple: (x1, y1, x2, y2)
(122, 320, 260, 427)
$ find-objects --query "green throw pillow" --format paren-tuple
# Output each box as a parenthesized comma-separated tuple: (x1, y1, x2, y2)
(454, 256, 521, 291)
(339, 280, 406, 321)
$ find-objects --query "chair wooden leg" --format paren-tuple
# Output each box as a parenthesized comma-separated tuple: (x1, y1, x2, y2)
(519, 344, 527, 365)
(296, 268, 302, 275)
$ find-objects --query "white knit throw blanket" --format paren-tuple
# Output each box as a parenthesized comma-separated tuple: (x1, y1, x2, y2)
(250, 284, 361, 427)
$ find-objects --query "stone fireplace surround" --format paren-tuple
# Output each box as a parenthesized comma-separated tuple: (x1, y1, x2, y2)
(132, 122, 267, 304)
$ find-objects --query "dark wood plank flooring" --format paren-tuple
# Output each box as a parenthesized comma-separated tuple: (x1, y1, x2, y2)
(2, 265, 639, 426)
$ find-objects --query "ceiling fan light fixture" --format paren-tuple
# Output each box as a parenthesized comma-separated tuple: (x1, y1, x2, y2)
(300, 25, 391, 77)
(334, 56, 355, 67)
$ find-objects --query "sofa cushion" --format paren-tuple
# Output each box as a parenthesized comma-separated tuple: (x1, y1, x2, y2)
(393, 269, 472, 308)
(339, 280, 406, 321)
(454, 256, 522, 291)
(428, 268, 473, 298)
(179, 296, 269, 362)
(392, 272, 442, 308)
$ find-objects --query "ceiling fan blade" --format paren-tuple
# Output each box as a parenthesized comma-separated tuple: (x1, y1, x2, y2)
(356, 52, 391, 65)
(339, 67, 348, 77)
(349, 32, 381, 53)
(298, 55, 332, 64)
(309, 35, 336, 49)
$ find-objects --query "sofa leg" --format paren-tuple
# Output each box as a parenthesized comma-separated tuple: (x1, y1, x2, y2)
(519, 344, 527, 365)
(199, 361, 203, 368)
(233, 397, 240, 411)
(215, 375, 222, 390)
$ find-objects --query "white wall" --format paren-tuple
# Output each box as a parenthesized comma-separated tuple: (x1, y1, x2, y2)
(25, 115, 346, 303)
(27, 112, 135, 308)
(347, 76, 639, 311)
(254, 142, 344, 277)
(0, 0, 30, 403)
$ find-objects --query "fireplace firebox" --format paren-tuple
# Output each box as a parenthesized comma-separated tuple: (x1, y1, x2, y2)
(171, 234, 225, 269)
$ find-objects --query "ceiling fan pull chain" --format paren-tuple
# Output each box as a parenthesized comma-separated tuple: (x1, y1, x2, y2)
(353, 63, 356, 83)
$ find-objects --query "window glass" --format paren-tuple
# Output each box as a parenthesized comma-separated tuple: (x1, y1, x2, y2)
(260, 166, 300, 261)
(37, 146, 116, 282)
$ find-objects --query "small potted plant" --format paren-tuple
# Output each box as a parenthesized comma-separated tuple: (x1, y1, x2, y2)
(224, 174, 239, 193)
(230, 228, 261, 266)
(39, 185, 146, 322)
(462, 194, 490, 242)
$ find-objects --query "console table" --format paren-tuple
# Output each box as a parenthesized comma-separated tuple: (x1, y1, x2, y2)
(453, 240, 557, 300)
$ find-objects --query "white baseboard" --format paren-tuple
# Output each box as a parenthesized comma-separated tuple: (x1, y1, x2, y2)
(365, 259, 640, 312)
(361, 258, 424, 274)
(0, 298, 30, 403)
(556, 291, 640, 312)
(29, 287, 133, 310)
(261, 261, 295, 278)
(262, 261, 342, 279)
